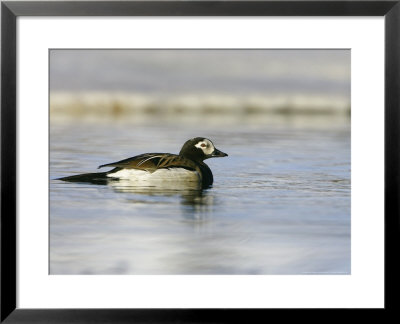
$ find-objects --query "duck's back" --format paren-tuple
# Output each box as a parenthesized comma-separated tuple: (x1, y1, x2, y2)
(99, 153, 198, 172)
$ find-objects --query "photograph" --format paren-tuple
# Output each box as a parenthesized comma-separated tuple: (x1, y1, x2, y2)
(49, 49, 351, 275)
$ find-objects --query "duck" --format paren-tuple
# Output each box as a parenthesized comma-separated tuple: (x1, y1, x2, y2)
(57, 137, 228, 189)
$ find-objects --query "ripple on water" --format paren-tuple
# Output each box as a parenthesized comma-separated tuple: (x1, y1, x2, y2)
(50, 118, 350, 274)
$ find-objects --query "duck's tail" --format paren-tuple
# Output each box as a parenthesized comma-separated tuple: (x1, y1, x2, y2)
(56, 171, 111, 185)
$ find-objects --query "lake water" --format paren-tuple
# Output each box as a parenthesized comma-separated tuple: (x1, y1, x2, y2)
(50, 115, 350, 275)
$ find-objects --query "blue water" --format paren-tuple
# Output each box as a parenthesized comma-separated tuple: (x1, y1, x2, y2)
(50, 116, 350, 274)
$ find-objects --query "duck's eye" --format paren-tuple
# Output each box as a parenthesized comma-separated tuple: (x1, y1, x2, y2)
(201, 143, 206, 148)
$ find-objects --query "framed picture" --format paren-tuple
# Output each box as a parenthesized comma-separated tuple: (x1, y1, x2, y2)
(1, 0, 398, 322)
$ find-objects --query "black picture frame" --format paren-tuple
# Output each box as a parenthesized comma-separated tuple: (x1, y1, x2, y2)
(1, 1, 399, 322)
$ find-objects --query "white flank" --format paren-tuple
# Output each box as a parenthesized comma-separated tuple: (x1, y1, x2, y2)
(107, 168, 201, 183)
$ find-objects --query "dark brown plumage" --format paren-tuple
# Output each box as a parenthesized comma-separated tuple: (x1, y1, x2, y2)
(97, 153, 199, 173)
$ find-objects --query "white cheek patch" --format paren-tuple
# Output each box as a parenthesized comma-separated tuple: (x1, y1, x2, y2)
(195, 139, 214, 155)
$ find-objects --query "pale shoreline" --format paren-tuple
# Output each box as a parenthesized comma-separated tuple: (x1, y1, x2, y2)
(50, 91, 350, 117)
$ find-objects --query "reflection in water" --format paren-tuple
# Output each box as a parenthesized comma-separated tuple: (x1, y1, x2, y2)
(179, 190, 215, 222)
(109, 179, 215, 222)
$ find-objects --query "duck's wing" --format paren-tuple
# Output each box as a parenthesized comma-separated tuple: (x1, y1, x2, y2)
(98, 153, 199, 172)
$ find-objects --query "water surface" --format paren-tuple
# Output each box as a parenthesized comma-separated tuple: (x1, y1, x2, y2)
(50, 116, 350, 275)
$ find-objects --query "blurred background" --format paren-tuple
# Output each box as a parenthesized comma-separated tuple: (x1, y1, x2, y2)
(50, 49, 350, 118)
(50, 49, 351, 275)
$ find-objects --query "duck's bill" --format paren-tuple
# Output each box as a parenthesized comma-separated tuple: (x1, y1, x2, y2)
(211, 148, 228, 157)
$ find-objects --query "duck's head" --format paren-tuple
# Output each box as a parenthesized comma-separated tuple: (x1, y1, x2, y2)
(179, 137, 228, 162)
